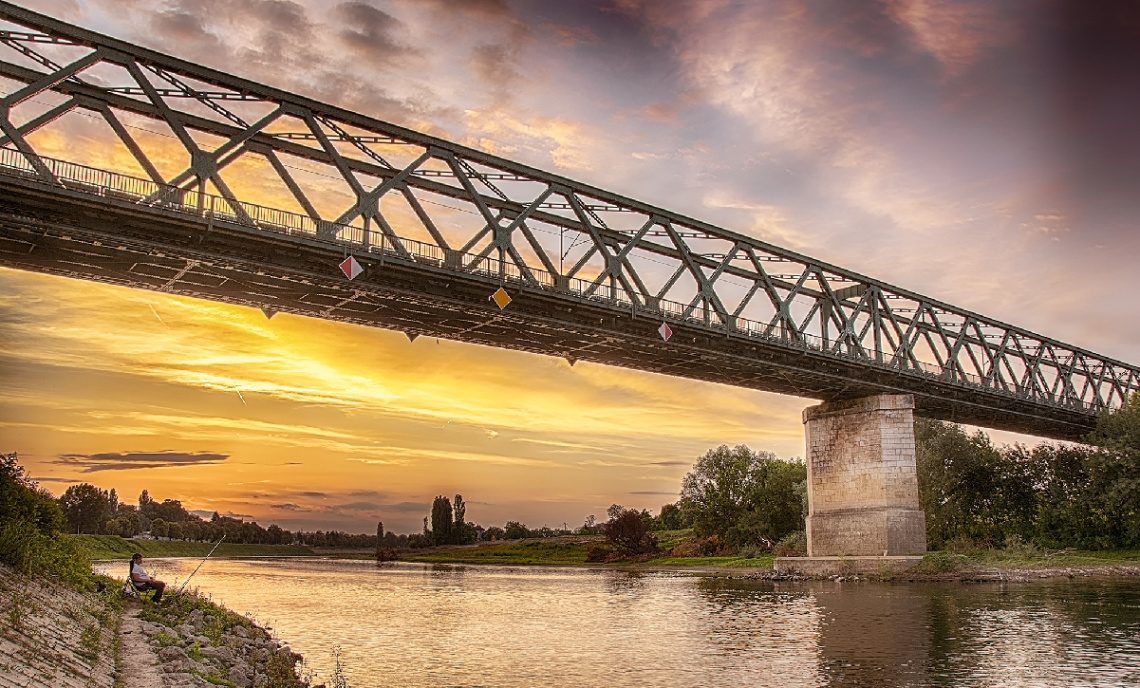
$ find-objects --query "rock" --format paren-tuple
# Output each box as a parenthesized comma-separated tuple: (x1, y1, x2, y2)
(253, 673, 269, 688)
(187, 609, 206, 630)
(158, 645, 189, 663)
(165, 673, 212, 688)
(233, 625, 249, 639)
(142, 621, 166, 636)
(227, 661, 253, 688)
(201, 645, 235, 665)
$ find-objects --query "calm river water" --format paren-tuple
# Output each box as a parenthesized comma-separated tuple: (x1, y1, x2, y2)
(97, 558, 1140, 687)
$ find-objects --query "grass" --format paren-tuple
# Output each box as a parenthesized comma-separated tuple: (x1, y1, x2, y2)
(961, 547, 1140, 568)
(403, 540, 593, 566)
(72, 535, 316, 560)
(641, 555, 774, 568)
(79, 622, 101, 659)
(912, 547, 1140, 575)
(401, 538, 775, 569)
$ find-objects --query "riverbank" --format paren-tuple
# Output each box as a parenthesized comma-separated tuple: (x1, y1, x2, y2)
(0, 562, 118, 687)
(74, 533, 1140, 582)
(73, 535, 317, 560)
(397, 536, 774, 568)
(394, 537, 1140, 581)
(0, 561, 323, 688)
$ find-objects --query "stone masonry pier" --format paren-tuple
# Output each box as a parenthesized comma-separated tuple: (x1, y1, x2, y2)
(777, 394, 926, 576)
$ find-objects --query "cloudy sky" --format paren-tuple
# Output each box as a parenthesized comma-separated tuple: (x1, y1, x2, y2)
(1, 0, 1138, 533)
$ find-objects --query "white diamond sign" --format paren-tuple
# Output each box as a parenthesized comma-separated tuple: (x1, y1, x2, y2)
(339, 255, 363, 280)
(658, 322, 673, 342)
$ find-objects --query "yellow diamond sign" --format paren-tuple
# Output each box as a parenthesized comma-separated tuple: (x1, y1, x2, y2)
(491, 287, 512, 310)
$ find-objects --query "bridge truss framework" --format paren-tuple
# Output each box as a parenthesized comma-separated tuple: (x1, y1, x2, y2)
(0, 2, 1136, 441)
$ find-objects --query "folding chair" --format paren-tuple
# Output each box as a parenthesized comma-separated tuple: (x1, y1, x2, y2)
(123, 561, 157, 601)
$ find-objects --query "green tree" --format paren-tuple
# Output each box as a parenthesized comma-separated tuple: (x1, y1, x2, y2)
(1, 453, 64, 535)
(1, 453, 87, 581)
(1086, 391, 1140, 545)
(736, 458, 807, 545)
(656, 503, 689, 530)
(431, 495, 453, 545)
(451, 494, 476, 544)
(1033, 442, 1115, 548)
(57, 483, 113, 534)
(679, 445, 806, 547)
(915, 419, 1039, 547)
(503, 521, 530, 539)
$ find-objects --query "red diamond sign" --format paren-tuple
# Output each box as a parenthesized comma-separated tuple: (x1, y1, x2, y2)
(658, 322, 673, 342)
(339, 255, 363, 280)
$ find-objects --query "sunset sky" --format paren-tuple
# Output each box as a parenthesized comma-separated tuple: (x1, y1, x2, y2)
(2, 0, 1138, 534)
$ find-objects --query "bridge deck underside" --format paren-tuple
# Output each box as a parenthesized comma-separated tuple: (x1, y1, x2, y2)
(0, 181, 1098, 441)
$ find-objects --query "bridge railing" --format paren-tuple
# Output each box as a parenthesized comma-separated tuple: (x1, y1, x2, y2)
(0, 146, 1103, 412)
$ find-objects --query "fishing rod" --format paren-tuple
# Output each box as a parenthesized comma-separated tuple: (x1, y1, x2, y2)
(177, 534, 225, 595)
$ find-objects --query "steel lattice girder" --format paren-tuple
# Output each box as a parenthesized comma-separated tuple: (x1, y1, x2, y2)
(0, 2, 1137, 440)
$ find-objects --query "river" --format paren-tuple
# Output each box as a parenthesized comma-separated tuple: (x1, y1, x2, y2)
(96, 558, 1140, 687)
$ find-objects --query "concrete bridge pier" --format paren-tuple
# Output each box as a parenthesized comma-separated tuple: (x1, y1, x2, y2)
(776, 394, 926, 576)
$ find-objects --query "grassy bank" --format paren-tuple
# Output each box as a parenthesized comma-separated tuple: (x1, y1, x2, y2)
(915, 547, 1140, 575)
(399, 538, 774, 568)
(401, 536, 1140, 578)
(73, 534, 316, 560)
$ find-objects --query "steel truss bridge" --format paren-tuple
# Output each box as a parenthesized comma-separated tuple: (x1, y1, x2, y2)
(0, 3, 1136, 441)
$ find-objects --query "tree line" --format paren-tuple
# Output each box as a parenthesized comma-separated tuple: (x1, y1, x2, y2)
(52, 482, 382, 548)
(916, 394, 1140, 550)
(653, 392, 1140, 555)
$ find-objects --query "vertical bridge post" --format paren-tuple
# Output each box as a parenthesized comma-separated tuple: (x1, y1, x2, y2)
(776, 394, 927, 576)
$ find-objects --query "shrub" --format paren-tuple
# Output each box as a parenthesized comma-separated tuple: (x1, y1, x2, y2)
(699, 535, 723, 556)
(773, 531, 807, 557)
(604, 510, 659, 557)
(1, 453, 92, 585)
(585, 545, 611, 562)
(375, 547, 399, 562)
(737, 544, 769, 558)
(669, 540, 701, 558)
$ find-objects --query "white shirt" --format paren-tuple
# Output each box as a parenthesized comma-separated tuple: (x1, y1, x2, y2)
(131, 561, 152, 582)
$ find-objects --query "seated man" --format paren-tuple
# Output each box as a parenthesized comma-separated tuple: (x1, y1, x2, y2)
(129, 553, 166, 603)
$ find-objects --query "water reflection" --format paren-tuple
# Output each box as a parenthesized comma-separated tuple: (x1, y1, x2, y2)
(95, 559, 1140, 688)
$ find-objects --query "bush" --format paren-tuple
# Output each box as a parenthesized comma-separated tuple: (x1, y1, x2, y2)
(603, 510, 659, 557)
(699, 535, 724, 556)
(773, 531, 807, 557)
(669, 540, 701, 558)
(737, 544, 769, 558)
(1, 453, 93, 585)
(585, 545, 611, 562)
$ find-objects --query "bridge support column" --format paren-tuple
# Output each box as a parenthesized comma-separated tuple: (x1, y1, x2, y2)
(776, 394, 926, 576)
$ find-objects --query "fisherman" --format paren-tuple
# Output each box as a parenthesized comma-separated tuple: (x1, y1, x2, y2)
(129, 553, 166, 603)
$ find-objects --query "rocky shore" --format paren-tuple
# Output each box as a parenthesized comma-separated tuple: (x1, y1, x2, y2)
(0, 562, 326, 688)
(125, 592, 311, 688)
(0, 564, 116, 688)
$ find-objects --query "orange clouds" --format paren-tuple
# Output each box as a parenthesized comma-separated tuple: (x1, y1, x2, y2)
(1, 268, 807, 532)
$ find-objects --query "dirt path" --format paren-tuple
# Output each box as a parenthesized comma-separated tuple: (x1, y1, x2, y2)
(118, 603, 165, 688)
